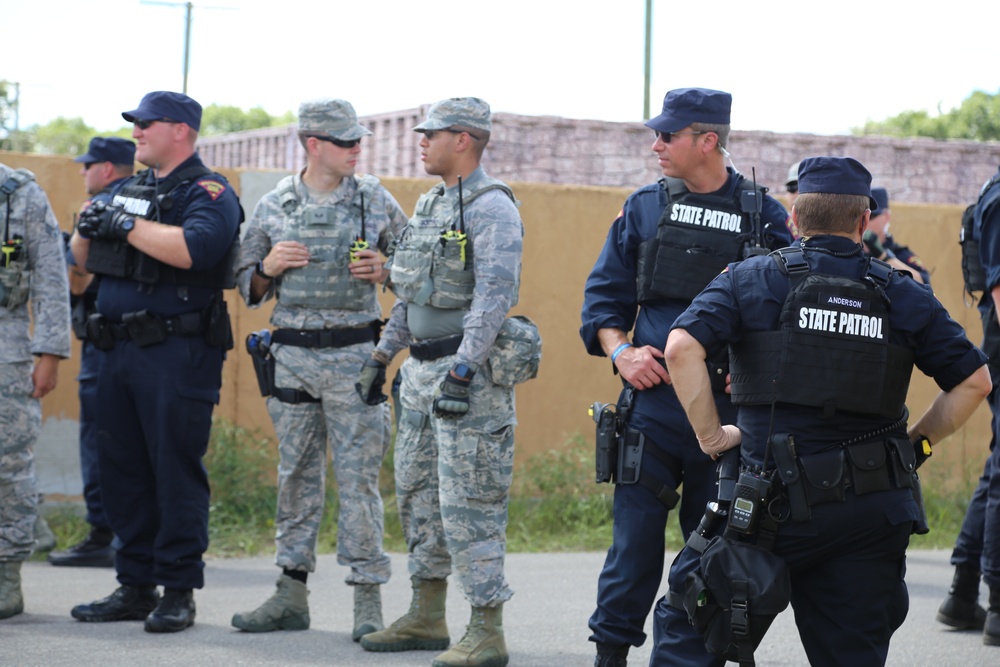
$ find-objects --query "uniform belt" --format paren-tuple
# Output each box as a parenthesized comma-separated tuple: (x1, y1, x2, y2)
(409, 334, 463, 361)
(108, 310, 205, 340)
(271, 324, 376, 349)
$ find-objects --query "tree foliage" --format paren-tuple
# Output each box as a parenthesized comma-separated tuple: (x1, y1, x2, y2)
(855, 89, 1000, 141)
(200, 104, 295, 136)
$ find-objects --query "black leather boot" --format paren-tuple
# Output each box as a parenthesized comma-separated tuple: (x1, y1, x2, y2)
(985, 586, 1000, 646)
(594, 642, 629, 667)
(71, 585, 159, 622)
(145, 588, 196, 633)
(937, 565, 987, 630)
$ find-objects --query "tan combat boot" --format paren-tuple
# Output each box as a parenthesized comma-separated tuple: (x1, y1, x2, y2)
(352, 583, 383, 641)
(432, 604, 508, 667)
(359, 576, 449, 651)
(231, 574, 309, 632)
(0, 561, 24, 620)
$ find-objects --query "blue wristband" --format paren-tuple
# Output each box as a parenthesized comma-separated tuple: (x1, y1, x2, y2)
(611, 343, 632, 363)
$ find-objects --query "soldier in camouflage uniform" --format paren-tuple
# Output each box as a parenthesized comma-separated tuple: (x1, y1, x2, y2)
(231, 99, 407, 640)
(357, 97, 523, 667)
(0, 164, 72, 619)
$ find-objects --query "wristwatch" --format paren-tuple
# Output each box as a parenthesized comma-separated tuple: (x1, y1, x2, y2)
(255, 260, 273, 280)
(452, 363, 477, 380)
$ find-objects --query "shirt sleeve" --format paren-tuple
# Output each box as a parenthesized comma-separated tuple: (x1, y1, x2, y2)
(25, 182, 71, 358)
(180, 176, 242, 272)
(236, 194, 278, 307)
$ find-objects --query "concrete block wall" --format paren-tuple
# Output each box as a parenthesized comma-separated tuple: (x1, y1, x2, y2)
(197, 107, 1000, 206)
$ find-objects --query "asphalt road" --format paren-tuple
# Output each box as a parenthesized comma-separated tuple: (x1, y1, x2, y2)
(2, 549, 996, 666)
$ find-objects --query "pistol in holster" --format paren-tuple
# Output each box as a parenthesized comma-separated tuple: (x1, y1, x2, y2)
(245, 330, 276, 397)
(591, 401, 618, 484)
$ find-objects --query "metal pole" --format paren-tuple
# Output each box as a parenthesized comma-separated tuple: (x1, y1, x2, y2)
(183, 2, 192, 94)
(643, 0, 652, 120)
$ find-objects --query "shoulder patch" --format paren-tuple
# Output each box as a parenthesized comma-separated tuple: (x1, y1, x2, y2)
(197, 179, 226, 201)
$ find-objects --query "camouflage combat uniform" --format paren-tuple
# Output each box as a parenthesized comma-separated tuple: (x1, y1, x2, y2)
(237, 171, 407, 583)
(378, 164, 523, 608)
(0, 165, 71, 562)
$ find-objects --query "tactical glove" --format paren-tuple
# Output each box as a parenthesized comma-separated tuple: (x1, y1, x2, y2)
(356, 358, 388, 406)
(432, 363, 476, 418)
(77, 201, 135, 241)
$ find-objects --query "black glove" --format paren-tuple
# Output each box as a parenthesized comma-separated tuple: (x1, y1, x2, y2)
(912, 435, 932, 470)
(862, 230, 886, 260)
(356, 358, 388, 406)
(77, 201, 135, 241)
(432, 363, 476, 419)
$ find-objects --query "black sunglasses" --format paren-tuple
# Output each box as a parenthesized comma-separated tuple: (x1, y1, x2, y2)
(311, 135, 361, 149)
(787, 183, 799, 194)
(653, 130, 708, 143)
(134, 118, 181, 130)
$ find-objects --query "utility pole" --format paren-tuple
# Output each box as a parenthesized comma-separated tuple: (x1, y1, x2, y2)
(643, 0, 652, 120)
(141, 1, 235, 94)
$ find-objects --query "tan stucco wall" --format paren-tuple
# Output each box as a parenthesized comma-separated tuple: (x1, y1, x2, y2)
(4, 151, 991, 487)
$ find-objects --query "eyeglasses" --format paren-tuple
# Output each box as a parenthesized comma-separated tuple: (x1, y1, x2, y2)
(653, 130, 708, 143)
(786, 183, 798, 194)
(310, 135, 361, 149)
(423, 128, 484, 142)
(134, 118, 180, 130)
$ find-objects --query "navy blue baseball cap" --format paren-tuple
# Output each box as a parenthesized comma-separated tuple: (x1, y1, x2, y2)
(74, 137, 136, 165)
(870, 187, 889, 216)
(122, 91, 202, 131)
(797, 157, 878, 209)
(645, 88, 732, 134)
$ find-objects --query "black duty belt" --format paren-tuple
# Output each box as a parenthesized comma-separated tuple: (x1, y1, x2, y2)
(410, 334, 463, 361)
(272, 324, 376, 349)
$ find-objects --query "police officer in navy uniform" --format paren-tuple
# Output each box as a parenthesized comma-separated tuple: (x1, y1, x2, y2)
(654, 156, 991, 666)
(68, 92, 242, 633)
(48, 137, 134, 569)
(580, 87, 792, 667)
(938, 166, 1000, 645)
(862, 186, 930, 286)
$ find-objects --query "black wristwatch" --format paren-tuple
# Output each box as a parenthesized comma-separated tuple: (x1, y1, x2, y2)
(452, 363, 477, 381)
(255, 260, 273, 280)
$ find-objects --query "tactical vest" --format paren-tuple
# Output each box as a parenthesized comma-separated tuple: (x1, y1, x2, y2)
(389, 177, 517, 309)
(0, 168, 35, 310)
(637, 176, 765, 304)
(276, 174, 379, 310)
(960, 170, 1000, 298)
(729, 247, 914, 419)
(86, 165, 241, 288)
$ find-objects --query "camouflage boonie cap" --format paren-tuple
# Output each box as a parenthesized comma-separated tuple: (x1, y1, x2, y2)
(414, 97, 492, 134)
(298, 98, 372, 141)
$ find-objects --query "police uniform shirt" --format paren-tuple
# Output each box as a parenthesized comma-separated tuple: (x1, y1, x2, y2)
(579, 169, 792, 443)
(96, 154, 241, 320)
(673, 234, 987, 466)
(884, 234, 931, 286)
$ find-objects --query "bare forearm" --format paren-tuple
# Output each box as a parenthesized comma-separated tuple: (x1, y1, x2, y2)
(664, 328, 717, 435)
(908, 365, 992, 444)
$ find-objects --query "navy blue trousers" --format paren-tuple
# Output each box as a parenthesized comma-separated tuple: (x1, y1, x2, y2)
(951, 386, 1000, 589)
(652, 488, 914, 667)
(95, 336, 222, 590)
(77, 340, 110, 531)
(588, 388, 724, 648)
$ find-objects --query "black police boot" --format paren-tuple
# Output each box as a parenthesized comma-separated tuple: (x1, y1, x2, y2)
(594, 642, 629, 667)
(985, 586, 1000, 646)
(145, 588, 196, 633)
(71, 585, 159, 622)
(48, 528, 114, 568)
(936, 565, 987, 630)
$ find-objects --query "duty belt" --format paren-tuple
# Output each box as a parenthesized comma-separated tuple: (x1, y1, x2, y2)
(85, 310, 205, 350)
(409, 333, 463, 361)
(271, 323, 377, 349)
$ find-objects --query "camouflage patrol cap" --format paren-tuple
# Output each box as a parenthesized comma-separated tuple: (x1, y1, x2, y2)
(298, 98, 372, 141)
(413, 97, 492, 134)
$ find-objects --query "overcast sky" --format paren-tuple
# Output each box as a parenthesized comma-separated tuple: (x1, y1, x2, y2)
(4, 0, 996, 137)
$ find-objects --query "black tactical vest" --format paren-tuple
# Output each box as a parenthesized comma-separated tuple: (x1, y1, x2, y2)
(86, 165, 240, 288)
(961, 170, 1000, 298)
(636, 176, 766, 304)
(729, 247, 914, 419)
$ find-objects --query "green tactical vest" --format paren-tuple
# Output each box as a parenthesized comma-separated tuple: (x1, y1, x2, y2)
(389, 177, 516, 309)
(277, 174, 380, 311)
(0, 168, 35, 310)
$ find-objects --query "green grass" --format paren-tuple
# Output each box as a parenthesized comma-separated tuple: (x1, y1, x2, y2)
(36, 421, 976, 560)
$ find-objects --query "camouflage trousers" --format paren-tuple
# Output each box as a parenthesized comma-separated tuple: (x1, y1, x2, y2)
(395, 354, 516, 607)
(267, 341, 392, 584)
(0, 361, 40, 561)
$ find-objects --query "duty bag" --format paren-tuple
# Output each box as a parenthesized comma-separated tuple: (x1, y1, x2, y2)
(681, 536, 790, 664)
(487, 315, 542, 387)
